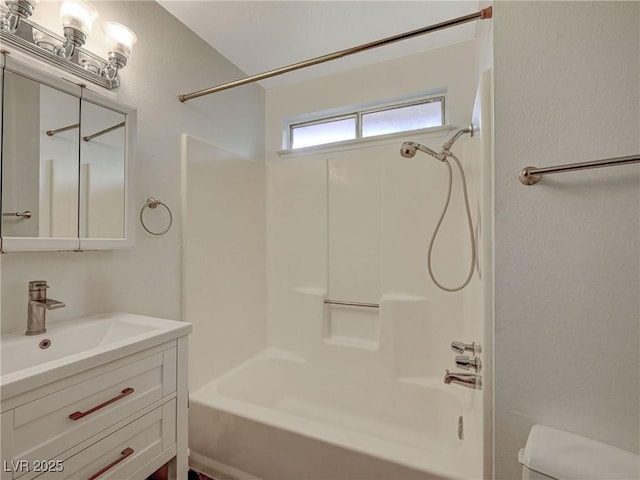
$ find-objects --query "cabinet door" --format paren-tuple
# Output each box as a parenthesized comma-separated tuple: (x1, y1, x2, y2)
(78, 90, 135, 250)
(1, 69, 80, 251)
(79, 100, 126, 240)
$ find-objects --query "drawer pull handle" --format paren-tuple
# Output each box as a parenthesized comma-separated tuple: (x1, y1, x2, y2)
(69, 388, 135, 421)
(87, 447, 134, 480)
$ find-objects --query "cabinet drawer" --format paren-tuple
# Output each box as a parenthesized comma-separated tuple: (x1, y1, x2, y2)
(35, 399, 176, 480)
(10, 349, 175, 470)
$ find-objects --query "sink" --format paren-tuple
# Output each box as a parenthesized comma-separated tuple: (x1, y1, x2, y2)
(0, 312, 191, 399)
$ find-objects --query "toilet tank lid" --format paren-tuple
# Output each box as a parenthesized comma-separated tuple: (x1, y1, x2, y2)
(519, 425, 640, 480)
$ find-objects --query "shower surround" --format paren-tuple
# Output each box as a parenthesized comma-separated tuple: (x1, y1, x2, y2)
(182, 57, 492, 480)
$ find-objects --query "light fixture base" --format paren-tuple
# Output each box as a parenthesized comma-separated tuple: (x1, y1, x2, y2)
(108, 51, 127, 69)
(7, 0, 35, 19)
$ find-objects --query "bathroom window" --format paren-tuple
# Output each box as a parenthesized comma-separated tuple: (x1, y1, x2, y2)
(289, 96, 445, 149)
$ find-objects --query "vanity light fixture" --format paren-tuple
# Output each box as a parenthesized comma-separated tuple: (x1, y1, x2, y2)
(58, 0, 98, 59)
(0, 0, 136, 89)
(103, 22, 137, 87)
(0, 0, 38, 33)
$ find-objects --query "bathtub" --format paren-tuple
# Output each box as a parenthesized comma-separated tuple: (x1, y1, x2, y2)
(189, 349, 482, 480)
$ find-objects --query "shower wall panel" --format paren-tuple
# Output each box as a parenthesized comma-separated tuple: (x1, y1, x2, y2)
(182, 135, 267, 391)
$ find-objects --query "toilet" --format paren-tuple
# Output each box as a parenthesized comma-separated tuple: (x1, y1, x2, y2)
(519, 425, 640, 480)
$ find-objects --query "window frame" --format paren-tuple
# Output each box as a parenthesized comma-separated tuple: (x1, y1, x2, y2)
(288, 95, 445, 150)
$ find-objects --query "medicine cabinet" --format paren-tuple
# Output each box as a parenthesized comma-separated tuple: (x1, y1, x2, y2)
(0, 55, 135, 251)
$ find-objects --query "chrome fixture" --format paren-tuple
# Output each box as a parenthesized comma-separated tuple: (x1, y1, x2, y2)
(178, 7, 492, 102)
(400, 124, 474, 162)
(441, 124, 474, 152)
(324, 299, 379, 309)
(57, 0, 98, 59)
(0, 0, 37, 33)
(83, 121, 125, 142)
(26, 280, 65, 335)
(455, 355, 481, 372)
(3, 210, 32, 219)
(46, 123, 80, 137)
(0, 0, 136, 89)
(451, 340, 482, 356)
(399, 141, 440, 160)
(519, 153, 640, 185)
(140, 197, 173, 236)
(101, 22, 136, 87)
(444, 370, 482, 390)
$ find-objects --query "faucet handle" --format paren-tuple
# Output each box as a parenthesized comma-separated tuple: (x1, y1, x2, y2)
(451, 341, 481, 356)
(29, 280, 49, 291)
(455, 355, 481, 372)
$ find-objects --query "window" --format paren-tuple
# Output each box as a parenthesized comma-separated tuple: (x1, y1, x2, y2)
(291, 116, 357, 149)
(289, 96, 444, 149)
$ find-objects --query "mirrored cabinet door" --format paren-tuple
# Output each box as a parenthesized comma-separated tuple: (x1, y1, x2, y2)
(79, 100, 127, 240)
(1, 69, 81, 250)
(1, 56, 135, 251)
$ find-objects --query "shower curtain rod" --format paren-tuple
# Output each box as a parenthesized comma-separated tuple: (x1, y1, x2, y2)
(178, 6, 492, 103)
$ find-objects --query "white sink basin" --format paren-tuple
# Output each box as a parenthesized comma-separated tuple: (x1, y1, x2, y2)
(1, 312, 191, 399)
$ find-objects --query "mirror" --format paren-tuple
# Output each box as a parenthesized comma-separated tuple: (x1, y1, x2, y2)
(80, 100, 126, 239)
(1, 70, 80, 240)
(0, 56, 135, 251)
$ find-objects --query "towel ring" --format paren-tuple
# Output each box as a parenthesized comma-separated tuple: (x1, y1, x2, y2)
(140, 197, 173, 236)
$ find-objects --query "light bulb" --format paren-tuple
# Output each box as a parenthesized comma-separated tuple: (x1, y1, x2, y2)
(59, 0, 97, 36)
(104, 22, 136, 60)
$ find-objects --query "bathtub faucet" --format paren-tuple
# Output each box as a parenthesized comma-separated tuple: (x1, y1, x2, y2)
(444, 370, 482, 390)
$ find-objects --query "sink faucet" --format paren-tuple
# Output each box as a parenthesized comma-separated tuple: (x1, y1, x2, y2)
(444, 369, 482, 390)
(26, 280, 65, 335)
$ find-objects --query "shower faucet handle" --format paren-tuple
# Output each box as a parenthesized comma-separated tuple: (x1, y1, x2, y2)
(451, 341, 482, 356)
(455, 355, 481, 372)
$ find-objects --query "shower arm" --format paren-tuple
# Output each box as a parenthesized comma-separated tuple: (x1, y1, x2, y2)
(178, 7, 492, 102)
(441, 124, 474, 153)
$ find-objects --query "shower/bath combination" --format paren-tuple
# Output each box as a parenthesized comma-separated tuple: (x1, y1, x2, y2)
(400, 124, 476, 292)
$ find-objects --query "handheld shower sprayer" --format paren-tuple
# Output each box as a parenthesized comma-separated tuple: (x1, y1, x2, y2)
(399, 124, 477, 292)
(400, 141, 440, 160)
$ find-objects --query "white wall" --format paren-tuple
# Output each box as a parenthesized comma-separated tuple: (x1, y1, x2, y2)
(494, 2, 640, 478)
(1, 1, 265, 343)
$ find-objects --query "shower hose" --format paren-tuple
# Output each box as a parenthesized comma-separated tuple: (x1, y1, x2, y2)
(428, 152, 476, 292)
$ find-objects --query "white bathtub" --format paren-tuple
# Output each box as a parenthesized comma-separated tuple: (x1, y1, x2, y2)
(189, 349, 482, 480)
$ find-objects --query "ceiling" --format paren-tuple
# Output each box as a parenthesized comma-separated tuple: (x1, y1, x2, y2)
(158, 1, 480, 89)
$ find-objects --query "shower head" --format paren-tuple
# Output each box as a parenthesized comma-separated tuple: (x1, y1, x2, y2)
(400, 142, 418, 158)
(400, 141, 440, 160)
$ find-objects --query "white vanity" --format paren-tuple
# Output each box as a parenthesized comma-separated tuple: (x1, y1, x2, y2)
(0, 313, 191, 480)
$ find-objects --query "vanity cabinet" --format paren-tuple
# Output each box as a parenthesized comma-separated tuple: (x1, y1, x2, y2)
(0, 338, 188, 480)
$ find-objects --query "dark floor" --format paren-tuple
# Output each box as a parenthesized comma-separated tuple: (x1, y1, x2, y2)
(188, 468, 215, 480)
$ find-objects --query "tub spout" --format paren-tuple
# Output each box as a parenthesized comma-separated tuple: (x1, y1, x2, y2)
(444, 369, 482, 390)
